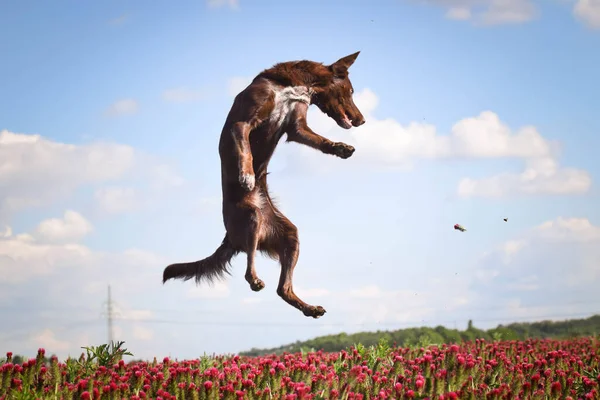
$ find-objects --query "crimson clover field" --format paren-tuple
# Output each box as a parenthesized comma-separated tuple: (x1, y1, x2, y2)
(1, 337, 600, 399)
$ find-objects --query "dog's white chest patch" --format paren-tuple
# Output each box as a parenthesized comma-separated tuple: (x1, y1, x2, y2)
(270, 86, 312, 129)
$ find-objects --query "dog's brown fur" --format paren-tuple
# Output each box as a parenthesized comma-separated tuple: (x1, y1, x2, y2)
(163, 52, 365, 318)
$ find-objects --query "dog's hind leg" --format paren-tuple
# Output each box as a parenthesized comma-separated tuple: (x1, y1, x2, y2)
(273, 215, 326, 319)
(225, 198, 266, 292)
(245, 215, 266, 292)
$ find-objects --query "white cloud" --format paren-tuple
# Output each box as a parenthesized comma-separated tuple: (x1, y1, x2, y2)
(0, 224, 92, 284)
(439, 111, 552, 159)
(0, 208, 169, 287)
(475, 268, 501, 284)
(456, 156, 591, 198)
(30, 329, 71, 352)
(241, 297, 262, 305)
(121, 248, 170, 267)
(506, 275, 539, 291)
(363, 216, 600, 330)
(573, 0, 600, 29)
(332, 280, 470, 327)
(0, 129, 184, 219)
(0, 213, 171, 358)
(472, 217, 600, 317)
(210, 219, 597, 337)
(288, 89, 590, 198)
(194, 196, 221, 215)
(133, 326, 154, 341)
(148, 164, 186, 190)
(0, 129, 134, 179)
(294, 287, 330, 299)
(533, 217, 600, 243)
(1, 226, 12, 238)
(446, 6, 472, 19)
(414, 0, 600, 28)
(411, 0, 537, 25)
(479, 0, 538, 25)
(33, 210, 93, 244)
(0, 129, 133, 214)
(501, 239, 527, 264)
(112, 305, 154, 321)
(4, 211, 596, 359)
(104, 98, 138, 116)
(227, 76, 252, 97)
(0, 129, 193, 359)
(162, 87, 205, 103)
(94, 187, 138, 214)
(304, 90, 555, 163)
(348, 284, 383, 299)
(207, 0, 239, 10)
(187, 281, 230, 299)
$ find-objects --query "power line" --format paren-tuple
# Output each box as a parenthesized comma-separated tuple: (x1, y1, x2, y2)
(4, 311, 597, 335)
(1, 298, 598, 315)
(111, 310, 599, 328)
(1, 311, 597, 348)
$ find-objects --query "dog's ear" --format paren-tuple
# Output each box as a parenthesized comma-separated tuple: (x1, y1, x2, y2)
(330, 51, 360, 76)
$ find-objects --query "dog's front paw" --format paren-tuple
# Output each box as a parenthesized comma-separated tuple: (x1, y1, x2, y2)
(332, 142, 355, 159)
(239, 172, 255, 191)
(303, 305, 327, 319)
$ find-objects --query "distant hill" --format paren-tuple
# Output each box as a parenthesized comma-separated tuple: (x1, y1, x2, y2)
(239, 314, 600, 356)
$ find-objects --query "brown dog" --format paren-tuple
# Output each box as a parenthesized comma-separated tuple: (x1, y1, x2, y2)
(163, 52, 365, 318)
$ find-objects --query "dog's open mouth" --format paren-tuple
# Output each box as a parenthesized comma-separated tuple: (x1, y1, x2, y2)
(340, 114, 352, 129)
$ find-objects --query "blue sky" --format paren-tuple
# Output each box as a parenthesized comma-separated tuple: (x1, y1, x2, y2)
(1, 0, 600, 360)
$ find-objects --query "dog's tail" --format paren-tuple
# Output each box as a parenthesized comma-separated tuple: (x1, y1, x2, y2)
(162, 235, 239, 285)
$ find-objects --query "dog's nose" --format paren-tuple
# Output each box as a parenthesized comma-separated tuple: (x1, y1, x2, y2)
(353, 117, 365, 127)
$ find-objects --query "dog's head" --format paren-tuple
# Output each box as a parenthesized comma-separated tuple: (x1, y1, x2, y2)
(312, 51, 365, 130)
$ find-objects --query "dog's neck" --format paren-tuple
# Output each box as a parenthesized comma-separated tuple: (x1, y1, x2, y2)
(268, 82, 314, 104)
(256, 61, 330, 104)
(289, 86, 314, 104)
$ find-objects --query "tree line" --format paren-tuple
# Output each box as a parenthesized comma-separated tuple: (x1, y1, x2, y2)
(239, 314, 600, 356)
